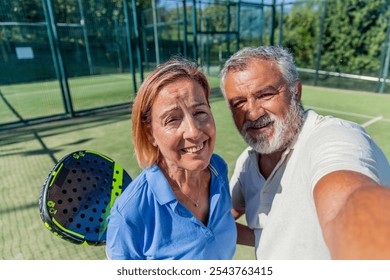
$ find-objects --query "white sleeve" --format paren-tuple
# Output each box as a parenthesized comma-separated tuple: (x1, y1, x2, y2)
(230, 163, 246, 212)
(307, 120, 388, 191)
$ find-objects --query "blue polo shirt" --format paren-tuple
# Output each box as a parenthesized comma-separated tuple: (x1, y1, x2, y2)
(106, 154, 237, 260)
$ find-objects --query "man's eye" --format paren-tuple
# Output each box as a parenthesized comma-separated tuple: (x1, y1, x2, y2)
(259, 93, 276, 99)
(231, 100, 245, 108)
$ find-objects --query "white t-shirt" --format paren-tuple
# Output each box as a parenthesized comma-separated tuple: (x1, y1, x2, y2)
(230, 110, 390, 259)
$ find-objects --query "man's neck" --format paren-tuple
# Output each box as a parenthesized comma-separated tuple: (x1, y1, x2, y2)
(258, 149, 285, 179)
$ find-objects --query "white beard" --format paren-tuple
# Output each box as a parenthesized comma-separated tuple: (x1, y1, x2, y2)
(240, 95, 304, 154)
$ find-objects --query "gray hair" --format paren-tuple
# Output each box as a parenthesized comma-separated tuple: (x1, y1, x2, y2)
(220, 46, 299, 97)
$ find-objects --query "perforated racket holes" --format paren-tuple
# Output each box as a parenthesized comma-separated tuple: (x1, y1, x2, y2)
(56, 153, 122, 240)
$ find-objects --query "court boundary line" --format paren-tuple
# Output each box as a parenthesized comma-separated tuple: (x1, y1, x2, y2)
(307, 106, 390, 125)
(361, 116, 384, 127)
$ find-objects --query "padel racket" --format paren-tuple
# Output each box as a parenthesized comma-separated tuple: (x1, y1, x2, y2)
(39, 150, 132, 246)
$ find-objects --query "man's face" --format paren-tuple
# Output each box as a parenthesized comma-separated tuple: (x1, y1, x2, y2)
(223, 58, 303, 154)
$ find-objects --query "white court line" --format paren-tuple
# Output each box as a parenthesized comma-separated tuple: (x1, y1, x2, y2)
(361, 116, 384, 127)
(307, 106, 376, 119)
(307, 105, 390, 126)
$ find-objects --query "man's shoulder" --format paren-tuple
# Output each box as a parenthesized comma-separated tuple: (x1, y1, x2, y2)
(300, 109, 368, 143)
(235, 147, 257, 167)
(305, 109, 364, 131)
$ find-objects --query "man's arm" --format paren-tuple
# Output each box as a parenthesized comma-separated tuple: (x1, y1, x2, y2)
(231, 209, 255, 247)
(313, 170, 390, 259)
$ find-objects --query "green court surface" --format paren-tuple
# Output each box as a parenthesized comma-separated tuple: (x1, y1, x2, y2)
(0, 82, 389, 260)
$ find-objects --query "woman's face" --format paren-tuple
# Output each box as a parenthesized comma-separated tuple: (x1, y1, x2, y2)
(148, 78, 216, 172)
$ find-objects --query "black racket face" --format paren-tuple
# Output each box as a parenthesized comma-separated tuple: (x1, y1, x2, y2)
(39, 150, 131, 246)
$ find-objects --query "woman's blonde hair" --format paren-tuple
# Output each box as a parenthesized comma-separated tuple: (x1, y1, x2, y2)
(132, 57, 211, 168)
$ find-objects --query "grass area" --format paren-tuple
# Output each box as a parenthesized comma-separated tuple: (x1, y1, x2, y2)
(0, 74, 141, 123)
(301, 85, 390, 156)
(0, 75, 389, 260)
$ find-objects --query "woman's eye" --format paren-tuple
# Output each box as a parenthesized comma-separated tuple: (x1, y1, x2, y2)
(195, 111, 206, 116)
(164, 117, 179, 125)
(194, 111, 208, 120)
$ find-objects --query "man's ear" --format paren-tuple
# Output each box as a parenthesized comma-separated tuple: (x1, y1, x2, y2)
(295, 80, 302, 101)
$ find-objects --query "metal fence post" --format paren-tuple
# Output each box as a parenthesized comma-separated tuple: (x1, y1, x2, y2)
(151, 0, 160, 65)
(314, 0, 328, 86)
(226, 1, 231, 58)
(42, 0, 74, 117)
(235, 0, 241, 52)
(191, 0, 198, 62)
(259, 0, 264, 45)
(182, 0, 188, 57)
(270, 0, 276, 45)
(131, 0, 144, 82)
(378, 11, 390, 93)
(278, 0, 284, 46)
(77, 0, 93, 76)
(123, 0, 138, 95)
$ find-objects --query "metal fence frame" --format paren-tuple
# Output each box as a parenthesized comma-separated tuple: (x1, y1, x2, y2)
(1, 0, 390, 130)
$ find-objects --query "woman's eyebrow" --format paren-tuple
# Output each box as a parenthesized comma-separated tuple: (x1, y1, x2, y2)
(158, 101, 208, 119)
(192, 101, 208, 108)
(159, 106, 180, 120)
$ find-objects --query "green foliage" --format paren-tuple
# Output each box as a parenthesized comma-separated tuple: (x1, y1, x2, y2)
(1, 0, 390, 90)
(281, 1, 322, 68)
(202, 4, 228, 32)
(321, 0, 389, 75)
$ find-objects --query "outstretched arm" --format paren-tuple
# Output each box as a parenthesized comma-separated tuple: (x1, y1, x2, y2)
(231, 209, 255, 247)
(314, 170, 390, 259)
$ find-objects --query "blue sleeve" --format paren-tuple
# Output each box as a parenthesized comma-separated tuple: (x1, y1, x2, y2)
(106, 198, 145, 260)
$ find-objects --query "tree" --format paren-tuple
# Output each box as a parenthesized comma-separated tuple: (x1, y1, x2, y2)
(321, 0, 389, 75)
(280, 1, 322, 68)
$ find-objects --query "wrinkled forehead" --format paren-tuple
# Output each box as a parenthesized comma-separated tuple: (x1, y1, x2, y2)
(225, 59, 283, 82)
(155, 78, 209, 108)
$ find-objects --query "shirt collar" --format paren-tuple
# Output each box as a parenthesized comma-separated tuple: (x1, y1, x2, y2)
(145, 162, 220, 206)
(146, 164, 177, 205)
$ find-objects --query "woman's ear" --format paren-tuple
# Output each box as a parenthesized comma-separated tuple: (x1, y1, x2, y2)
(145, 125, 157, 147)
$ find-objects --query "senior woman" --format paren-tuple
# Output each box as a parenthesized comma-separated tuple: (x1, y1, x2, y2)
(106, 57, 237, 260)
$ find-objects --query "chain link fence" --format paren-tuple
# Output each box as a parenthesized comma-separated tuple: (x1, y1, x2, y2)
(1, 0, 390, 129)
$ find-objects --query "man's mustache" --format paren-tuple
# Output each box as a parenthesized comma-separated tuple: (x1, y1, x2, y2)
(242, 115, 273, 131)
